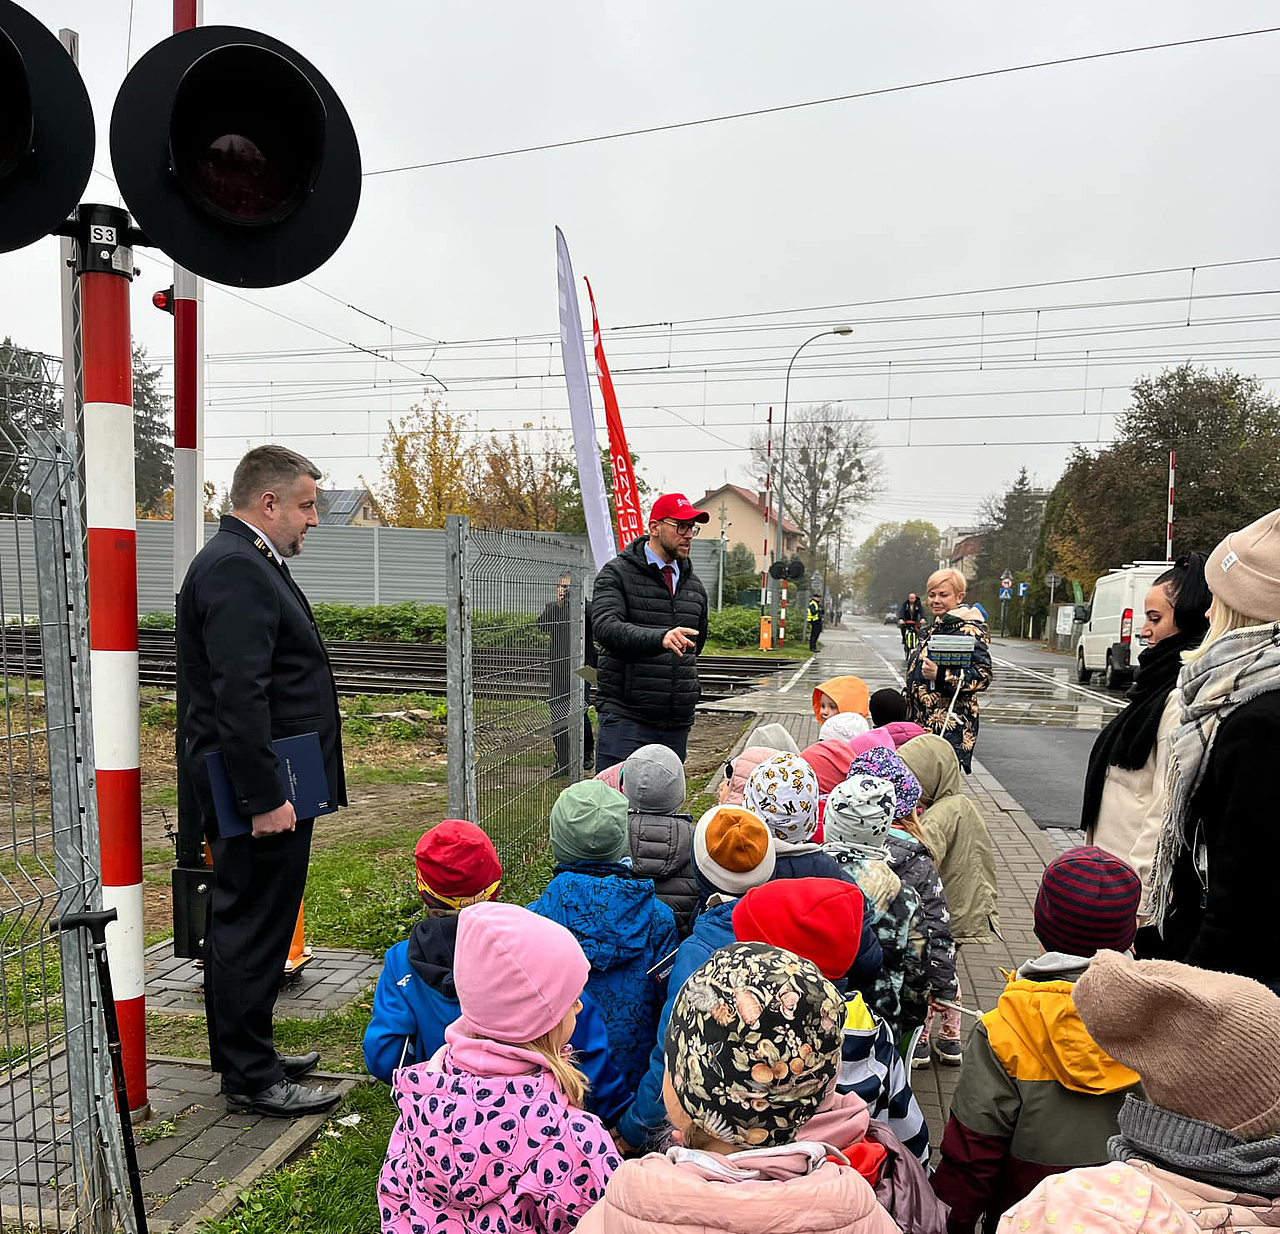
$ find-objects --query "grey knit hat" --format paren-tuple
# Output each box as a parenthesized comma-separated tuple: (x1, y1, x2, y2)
(622, 744, 686, 814)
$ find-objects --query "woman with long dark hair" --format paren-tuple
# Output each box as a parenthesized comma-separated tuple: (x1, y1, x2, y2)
(1081, 553, 1210, 901)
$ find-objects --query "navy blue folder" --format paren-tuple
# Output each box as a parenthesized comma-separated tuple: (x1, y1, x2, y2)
(205, 732, 335, 837)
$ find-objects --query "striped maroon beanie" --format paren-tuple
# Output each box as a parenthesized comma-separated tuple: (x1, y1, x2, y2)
(1033, 846, 1141, 957)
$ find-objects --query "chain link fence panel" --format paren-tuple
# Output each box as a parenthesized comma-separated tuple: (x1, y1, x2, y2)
(445, 516, 588, 872)
(0, 347, 137, 1233)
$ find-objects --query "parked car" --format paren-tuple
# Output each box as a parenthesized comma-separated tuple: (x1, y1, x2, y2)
(1074, 561, 1170, 688)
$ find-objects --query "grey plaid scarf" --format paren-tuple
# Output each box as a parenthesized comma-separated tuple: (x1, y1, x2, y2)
(1147, 621, 1280, 931)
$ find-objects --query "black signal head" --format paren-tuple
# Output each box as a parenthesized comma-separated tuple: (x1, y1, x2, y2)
(110, 25, 360, 287)
(0, 0, 94, 254)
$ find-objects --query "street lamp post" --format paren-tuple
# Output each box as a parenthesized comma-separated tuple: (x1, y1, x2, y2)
(774, 326, 853, 638)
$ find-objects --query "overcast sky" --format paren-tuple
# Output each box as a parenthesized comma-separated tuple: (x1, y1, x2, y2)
(7, 0, 1280, 554)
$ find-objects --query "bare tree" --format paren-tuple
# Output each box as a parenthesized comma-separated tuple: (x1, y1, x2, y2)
(750, 403, 884, 576)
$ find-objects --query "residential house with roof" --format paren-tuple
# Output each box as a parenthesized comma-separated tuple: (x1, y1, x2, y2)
(694, 483, 806, 571)
(317, 488, 382, 526)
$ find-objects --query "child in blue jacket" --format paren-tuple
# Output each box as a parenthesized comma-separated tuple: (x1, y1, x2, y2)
(528, 780, 678, 1095)
(361, 818, 628, 1127)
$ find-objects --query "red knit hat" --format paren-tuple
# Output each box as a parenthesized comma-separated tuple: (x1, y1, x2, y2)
(732, 877, 866, 980)
(800, 740, 855, 795)
(414, 820, 502, 908)
(1033, 845, 1141, 957)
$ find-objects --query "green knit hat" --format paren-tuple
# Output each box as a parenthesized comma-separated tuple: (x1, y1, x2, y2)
(549, 780, 630, 864)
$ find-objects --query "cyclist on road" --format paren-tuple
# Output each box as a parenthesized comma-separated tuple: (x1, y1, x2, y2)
(898, 592, 925, 654)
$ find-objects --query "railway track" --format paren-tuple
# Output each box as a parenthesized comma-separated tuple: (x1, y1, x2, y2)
(0, 627, 790, 702)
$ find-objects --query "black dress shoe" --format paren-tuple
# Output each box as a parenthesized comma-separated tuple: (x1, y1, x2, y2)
(226, 1079, 340, 1118)
(278, 1050, 320, 1079)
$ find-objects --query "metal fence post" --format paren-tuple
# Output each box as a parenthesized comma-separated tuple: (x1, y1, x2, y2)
(445, 515, 477, 822)
(567, 552, 586, 778)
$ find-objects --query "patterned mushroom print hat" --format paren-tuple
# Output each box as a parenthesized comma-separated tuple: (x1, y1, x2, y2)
(664, 941, 845, 1148)
(742, 752, 820, 845)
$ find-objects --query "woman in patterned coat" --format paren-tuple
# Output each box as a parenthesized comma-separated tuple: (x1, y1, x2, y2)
(903, 568, 993, 774)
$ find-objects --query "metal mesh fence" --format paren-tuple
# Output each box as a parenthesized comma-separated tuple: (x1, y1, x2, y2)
(0, 348, 135, 1232)
(445, 516, 588, 870)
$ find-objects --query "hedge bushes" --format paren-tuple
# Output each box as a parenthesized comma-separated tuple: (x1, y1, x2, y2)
(706, 606, 761, 648)
(138, 601, 544, 647)
(142, 599, 766, 648)
(310, 602, 446, 643)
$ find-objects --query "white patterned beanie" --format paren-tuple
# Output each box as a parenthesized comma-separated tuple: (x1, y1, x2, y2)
(742, 752, 820, 844)
(824, 774, 896, 857)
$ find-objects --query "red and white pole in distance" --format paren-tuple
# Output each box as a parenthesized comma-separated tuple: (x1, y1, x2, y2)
(172, 0, 203, 596)
(79, 204, 147, 1115)
(1166, 450, 1176, 562)
(759, 408, 772, 614)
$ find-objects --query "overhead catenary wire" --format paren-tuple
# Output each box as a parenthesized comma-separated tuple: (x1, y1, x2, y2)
(363, 27, 1280, 178)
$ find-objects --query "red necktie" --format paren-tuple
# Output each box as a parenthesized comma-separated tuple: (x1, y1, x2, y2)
(662, 564, 675, 595)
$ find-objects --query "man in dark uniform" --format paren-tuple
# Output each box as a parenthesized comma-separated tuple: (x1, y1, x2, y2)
(537, 572, 595, 775)
(177, 445, 346, 1117)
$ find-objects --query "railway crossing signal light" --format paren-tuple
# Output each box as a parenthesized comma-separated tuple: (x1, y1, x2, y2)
(0, 0, 94, 254)
(0, 2, 361, 287)
(110, 25, 362, 287)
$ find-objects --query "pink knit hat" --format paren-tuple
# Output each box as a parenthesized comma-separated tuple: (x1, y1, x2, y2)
(998, 1164, 1192, 1233)
(453, 902, 589, 1043)
(846, 729, 895, 759)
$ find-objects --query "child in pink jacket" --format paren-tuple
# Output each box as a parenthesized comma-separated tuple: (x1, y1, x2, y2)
(378, 902, 619, 1234)
(578, 942, 900, 1234)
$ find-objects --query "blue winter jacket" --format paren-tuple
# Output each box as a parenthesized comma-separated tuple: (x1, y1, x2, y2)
(361, 914, 629, 1126)
(528, 864, 678, 1095)
(774, 848, 885, 992)
(616, 897, 737, 1148)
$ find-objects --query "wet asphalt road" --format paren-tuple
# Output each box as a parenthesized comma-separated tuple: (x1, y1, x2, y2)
(852, 619, 1127, 831)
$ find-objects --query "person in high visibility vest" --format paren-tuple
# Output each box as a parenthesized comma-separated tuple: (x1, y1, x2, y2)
(807, 592, 824, 652)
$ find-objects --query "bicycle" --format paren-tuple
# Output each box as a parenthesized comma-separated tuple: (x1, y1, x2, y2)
(901, 620, 919, 660)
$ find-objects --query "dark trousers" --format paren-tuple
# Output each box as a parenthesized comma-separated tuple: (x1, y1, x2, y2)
(808, 620, 822, 651)
(595, 712, 689, 772)
(205, 818, 314, 1095)
(551, 686, 595, 773)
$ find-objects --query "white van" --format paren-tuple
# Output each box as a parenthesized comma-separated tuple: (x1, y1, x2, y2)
(1075, 562, 1170, 689)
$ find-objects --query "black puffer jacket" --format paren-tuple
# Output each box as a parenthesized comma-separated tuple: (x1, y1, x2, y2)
(627, 812, 699, 938)
(591, 536, 709, 728)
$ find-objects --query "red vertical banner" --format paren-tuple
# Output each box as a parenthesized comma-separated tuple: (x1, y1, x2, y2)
(584, 278, 644, 547)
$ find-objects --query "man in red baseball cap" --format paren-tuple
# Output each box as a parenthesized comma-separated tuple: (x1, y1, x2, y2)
(590, 493, 711, 771)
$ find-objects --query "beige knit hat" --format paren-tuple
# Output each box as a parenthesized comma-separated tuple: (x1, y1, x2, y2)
(1206, 507, 1280, 622)
(1074, 950, 1280, 1139)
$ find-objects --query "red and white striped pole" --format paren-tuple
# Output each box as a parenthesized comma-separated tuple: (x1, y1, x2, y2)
(1166, 450, 1176, 562)
(759, 408, 772, 614)
(171, 0, 204, 599)
(77, 203, 147, 1116)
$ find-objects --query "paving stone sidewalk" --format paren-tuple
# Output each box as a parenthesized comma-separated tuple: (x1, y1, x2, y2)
(0, 1051, 357, 1232)
(146, 942, 380, 1017)
(701, 623, 1083, 1144)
